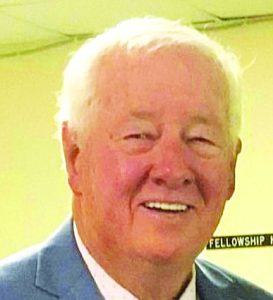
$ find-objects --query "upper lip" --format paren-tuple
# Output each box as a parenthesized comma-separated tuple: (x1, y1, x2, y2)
(136, 196, 199, 209)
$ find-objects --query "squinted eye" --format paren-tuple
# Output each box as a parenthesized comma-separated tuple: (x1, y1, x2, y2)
(189, 137, 214, 145)
(119, 132, 156, 154)
(186, 135, 221, 158)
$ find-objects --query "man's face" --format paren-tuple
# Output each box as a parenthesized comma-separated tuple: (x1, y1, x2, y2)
(69, 47, 239, 265)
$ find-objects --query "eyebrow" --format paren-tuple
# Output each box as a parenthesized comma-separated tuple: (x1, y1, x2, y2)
(129, 109, 222, 127)
(190, 115, 213, 125)
(191, 115, 225, 129)
(130, 110, 157, 120)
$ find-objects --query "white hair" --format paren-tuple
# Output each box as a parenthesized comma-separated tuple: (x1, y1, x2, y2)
(57, 17, 242, 142)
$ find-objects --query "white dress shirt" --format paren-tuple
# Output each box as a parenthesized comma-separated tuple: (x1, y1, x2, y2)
(74, 223, 199, 300)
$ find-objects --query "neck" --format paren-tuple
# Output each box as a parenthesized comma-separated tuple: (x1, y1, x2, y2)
(104, 258, 193, 300)
(75, 226, 193, 299)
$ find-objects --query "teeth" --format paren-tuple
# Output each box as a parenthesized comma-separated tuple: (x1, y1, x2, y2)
(144, 202, 189, 212)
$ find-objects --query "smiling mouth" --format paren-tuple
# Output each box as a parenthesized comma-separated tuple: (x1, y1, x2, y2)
(143, 202, 191, 213)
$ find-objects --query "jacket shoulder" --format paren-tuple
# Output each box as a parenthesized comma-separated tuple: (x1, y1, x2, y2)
(0, 245, 51, 299)
(196, 259, 273, 300)
(0, 220, 86, 299)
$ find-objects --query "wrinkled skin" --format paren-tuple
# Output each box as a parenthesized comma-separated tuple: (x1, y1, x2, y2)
(63, 47, 241, 296)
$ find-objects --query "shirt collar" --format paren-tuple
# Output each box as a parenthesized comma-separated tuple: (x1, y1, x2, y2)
(73, 222, 198, 300)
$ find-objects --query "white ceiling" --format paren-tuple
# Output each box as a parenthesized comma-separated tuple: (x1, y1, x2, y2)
(1, 0, 273, 58)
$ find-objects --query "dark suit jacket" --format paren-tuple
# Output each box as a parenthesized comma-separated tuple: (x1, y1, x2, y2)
(0, 219, 272, 300)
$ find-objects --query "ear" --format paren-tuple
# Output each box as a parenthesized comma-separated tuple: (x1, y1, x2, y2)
(235, 138, 242, 156)
(62, 122, 82, 196)
(227, 137, 242, 200)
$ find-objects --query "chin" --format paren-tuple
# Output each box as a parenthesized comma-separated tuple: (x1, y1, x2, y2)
(134, 239, 198, 266)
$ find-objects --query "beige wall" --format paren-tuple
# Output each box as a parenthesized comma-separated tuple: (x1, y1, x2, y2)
(202, 21, 273, 292)
(0, 21, 272, 292)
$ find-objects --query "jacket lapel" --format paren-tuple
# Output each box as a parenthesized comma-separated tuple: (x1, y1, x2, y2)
(195, 259, 243, 300)
(34, 219, 248, 300)
(35, 218, 102, 299)
(59, 273, 103, 300)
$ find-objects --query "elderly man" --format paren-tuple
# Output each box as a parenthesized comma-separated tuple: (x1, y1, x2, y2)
(0, 17, 272, 300)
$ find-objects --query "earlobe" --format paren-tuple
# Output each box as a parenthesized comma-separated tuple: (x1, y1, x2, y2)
(227, 138, 242, 201)
(62, 122, 82, 196)
(233, 138, 242, 168)
(236, 138, 242, 155)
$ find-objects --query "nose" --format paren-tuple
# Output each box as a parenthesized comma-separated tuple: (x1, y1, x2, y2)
(150, 137, 195, 190)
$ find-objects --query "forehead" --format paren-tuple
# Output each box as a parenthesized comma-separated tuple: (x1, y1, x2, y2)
(95, 46, 229, 121)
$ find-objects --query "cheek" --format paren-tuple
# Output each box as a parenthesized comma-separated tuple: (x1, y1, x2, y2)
(190, 156, 235, 205)
(192, 160, 235, 240)
(87, 145, 152, 205)
(88, 147, 153, 237)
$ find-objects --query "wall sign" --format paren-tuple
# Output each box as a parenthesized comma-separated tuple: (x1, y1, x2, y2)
(207, 233, 273, 250)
